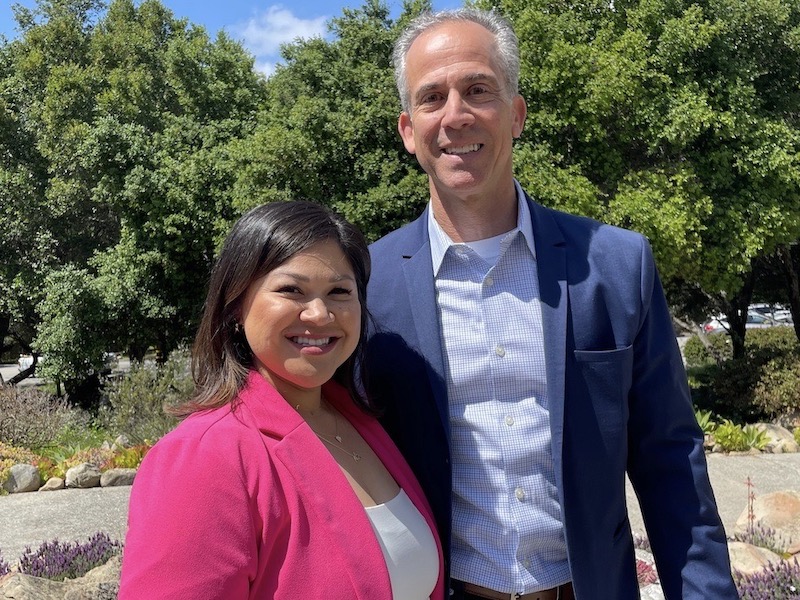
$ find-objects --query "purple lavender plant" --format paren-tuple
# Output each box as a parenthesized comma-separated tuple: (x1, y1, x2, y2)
(0, 549, 10, 578)
(18, 532, 121, 581)
(734, 558, 800, 600)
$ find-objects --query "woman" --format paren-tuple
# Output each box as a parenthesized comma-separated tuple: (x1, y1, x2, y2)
(119, 201, 444, 599)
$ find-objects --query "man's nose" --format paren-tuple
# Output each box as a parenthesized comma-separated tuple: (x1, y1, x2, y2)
(441, 92, 475, 129)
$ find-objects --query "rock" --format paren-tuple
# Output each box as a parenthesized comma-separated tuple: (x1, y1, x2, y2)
(65, 464, 101, 489)
(757, 423, 800, 453)
(728, 541, 784, 575)
(735, 490, 800, 550)
(38, 477, 65, 492)
(2, 464, 41, 494)
(100, 468, 136, 487)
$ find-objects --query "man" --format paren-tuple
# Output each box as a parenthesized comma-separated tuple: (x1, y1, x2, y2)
(364, 8, 738, 600)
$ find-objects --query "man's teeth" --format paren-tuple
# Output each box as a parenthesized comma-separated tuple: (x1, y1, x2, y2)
(292, 337, 331, 346)
(445, 144, 480, 155)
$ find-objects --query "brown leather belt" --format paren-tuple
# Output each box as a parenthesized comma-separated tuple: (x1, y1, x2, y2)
(459, 580, 575, 600)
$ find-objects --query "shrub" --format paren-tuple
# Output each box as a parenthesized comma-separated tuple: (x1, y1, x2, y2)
(0, 387, 85, 449)
(753, 354, 800, 420)
(735, 524, 793, 557)
(104, 444, 150, 469)
(96, 349, 191, 444)
(734, 557, 800, 599)
(17, 532, 121, 581)
(686, 327, 800, 422)
(795, 427, 800, 445)
(684, 333, 731, 368)
(636, 559, 659, 586)
(714, 420, 750, 452)
(694, 408, 717, 434)
(709, 360, 770, 423)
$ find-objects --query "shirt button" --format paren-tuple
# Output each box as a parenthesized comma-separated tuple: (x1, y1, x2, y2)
(515, 487, 526, 501)
(495, 345, 506, 357)
(522, 558, 531, 569)
(505, 415, 515, 426)
(484, 276, 494, 287)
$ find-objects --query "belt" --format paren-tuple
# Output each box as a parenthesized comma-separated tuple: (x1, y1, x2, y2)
(458, 580, 575, 600)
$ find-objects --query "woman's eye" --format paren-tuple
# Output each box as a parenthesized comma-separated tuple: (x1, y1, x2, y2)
(276, 286, 301, 294)
(330, 287, 352, 296)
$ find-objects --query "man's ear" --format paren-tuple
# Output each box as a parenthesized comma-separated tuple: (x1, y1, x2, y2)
(512, 95, 527, 138)
(398, 113, 416, 154)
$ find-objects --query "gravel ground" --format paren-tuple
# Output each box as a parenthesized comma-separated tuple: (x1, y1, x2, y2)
(0, 485, 131, 565)
(1, 452, 799, 567)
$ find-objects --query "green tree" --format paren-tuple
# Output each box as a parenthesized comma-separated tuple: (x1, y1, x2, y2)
(1, 0, 265, 397)
(485, 0, 800, 357)
(230, 0, 433, 242)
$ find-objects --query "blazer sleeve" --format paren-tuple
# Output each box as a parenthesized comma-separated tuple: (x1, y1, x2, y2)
(119, 420, 265, 599)
(626, 239, 738, 599)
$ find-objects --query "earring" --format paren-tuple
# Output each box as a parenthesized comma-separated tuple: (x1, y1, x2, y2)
(234, 321, 242, 333)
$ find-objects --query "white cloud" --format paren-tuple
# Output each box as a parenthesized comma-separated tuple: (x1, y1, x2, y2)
(231, 5, 329, 75)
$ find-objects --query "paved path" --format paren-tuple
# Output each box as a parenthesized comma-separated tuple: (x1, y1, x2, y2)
(0, 486, 130, 565)
(1, 453, 799, 566)
(626, 452, 800, 536)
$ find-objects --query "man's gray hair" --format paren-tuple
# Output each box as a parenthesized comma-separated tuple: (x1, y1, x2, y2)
(392, 8, 521, 114)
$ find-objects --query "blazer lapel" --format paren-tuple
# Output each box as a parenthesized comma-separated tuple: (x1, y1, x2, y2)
(238, 373, 390, 598)
(527, 196, 569, 495)
(399, 211, 450, 436)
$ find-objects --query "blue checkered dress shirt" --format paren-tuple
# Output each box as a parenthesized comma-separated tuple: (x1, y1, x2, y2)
(427, 182, 571, 594)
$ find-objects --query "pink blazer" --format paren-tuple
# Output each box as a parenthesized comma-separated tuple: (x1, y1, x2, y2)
(119, 371, 445, 599)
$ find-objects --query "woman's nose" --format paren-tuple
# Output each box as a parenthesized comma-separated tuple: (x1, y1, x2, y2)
(300, 297, 333, 323)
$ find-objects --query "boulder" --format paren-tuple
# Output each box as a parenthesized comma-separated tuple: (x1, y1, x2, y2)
(38, 477, 65, 492)
(65, 464, 101, 489)
(2, 464, 41, 494)
(100, 468, 136, 487)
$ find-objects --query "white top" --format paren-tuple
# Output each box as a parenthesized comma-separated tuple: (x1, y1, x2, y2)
(365, 489, 439, 600)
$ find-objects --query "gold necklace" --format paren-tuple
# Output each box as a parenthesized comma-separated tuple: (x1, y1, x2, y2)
(314, 431, 362, 462)
(299, 400, 362, 462)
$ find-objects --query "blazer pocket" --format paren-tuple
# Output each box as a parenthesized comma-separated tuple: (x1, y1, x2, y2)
(572, 346, 633, 432)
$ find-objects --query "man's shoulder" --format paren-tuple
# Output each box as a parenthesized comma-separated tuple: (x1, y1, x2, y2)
(369, 212, 426, 256)
(531, 199, 648, 250)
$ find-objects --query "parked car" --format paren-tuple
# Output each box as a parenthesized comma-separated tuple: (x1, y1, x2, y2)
(17, 354, 45, 371)
(750, 303, 794, 325)
(703, 310, 781, 334)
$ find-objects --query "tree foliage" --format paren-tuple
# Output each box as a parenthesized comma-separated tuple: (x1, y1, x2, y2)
(483, 0, 800, 355)
(1, 0, 265, 394)
(2, 0, 800, 391)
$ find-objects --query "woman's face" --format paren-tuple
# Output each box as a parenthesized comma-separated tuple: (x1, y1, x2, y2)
(240, 240, 361, 396)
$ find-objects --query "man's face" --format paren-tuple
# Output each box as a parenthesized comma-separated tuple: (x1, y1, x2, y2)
(398, 20, 526, 205)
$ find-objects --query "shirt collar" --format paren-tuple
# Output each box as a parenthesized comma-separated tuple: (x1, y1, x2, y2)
(428, 179, 536, 275)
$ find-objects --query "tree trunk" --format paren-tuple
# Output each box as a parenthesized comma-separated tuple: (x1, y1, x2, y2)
(724, 267, 756, 359)
(778, 243, 800, 342)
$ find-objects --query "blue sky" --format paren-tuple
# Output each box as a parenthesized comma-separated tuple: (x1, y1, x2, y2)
(0, 0, 462, 75)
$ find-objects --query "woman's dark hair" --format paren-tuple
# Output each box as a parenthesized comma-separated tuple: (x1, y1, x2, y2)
(172, 200, 372, 418)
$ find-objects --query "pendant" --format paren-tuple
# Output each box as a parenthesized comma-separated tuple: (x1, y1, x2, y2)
(353, 453, 361, 462)
(335, 435, 343, 443)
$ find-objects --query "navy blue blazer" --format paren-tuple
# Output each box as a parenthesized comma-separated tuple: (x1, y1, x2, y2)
(364, 194, 738, 599)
